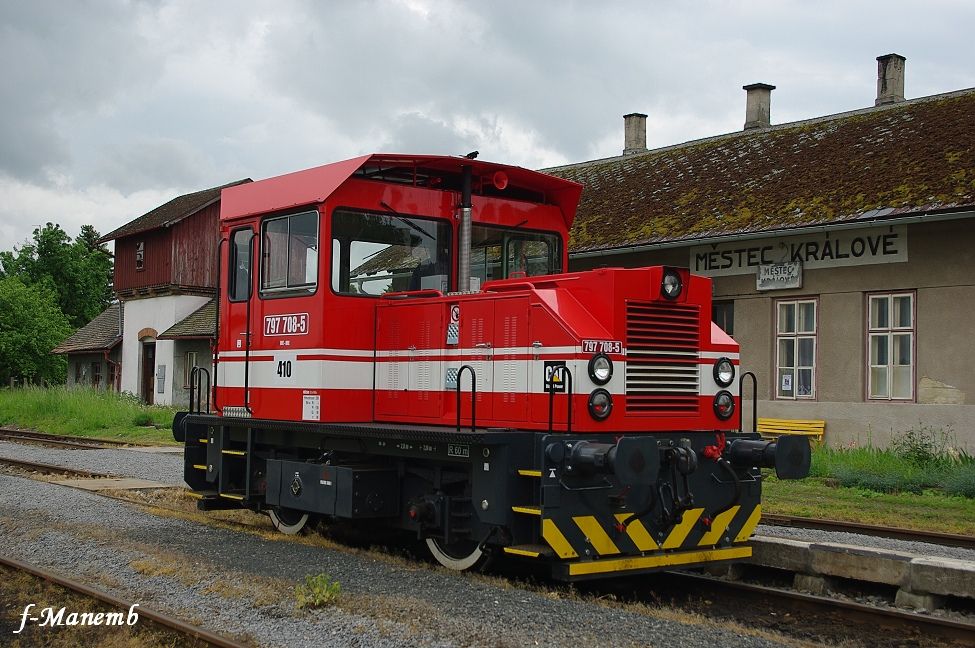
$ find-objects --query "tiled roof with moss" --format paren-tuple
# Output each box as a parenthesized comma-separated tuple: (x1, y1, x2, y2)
(98, 179, 251, 243)
(547, 89, 975, 253)
(158, 299, 216, 340)
(52, 304, 122, 354)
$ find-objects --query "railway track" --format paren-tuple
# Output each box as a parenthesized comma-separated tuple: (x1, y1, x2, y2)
(0, 555, 249, 648)
(0, 426, 156, 449)
(660, 571, 975, 647)
(0, 456, 118, 479)
(2, 455, 972, 646)
(762, 513, 975, 551)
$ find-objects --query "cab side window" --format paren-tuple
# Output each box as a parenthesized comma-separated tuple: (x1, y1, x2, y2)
(261, 210, 319, 295)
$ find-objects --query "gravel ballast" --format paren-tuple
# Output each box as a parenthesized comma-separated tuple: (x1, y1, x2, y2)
(0, 472, 792, 647)
(0, 439, 184, 486)
(2, 439, 972, 562)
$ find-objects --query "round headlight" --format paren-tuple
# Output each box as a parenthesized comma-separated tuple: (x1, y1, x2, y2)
(588, 354, 613, 385)
(661, 269, 682, 300)
(713, 390, 735, 420)
(588, 389, 613, 420)
(713, 357, 735, 387)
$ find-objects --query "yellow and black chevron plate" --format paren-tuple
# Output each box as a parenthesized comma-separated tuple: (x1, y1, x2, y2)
(519, 503, 762, 577)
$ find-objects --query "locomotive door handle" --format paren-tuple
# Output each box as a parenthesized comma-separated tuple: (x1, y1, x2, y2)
(474, 342, 492, 349)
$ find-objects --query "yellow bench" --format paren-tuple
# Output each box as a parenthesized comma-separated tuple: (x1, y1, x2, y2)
(756, 418, 825, 443)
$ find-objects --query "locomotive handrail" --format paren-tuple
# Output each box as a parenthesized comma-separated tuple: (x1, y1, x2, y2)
(483, 275, 579, 292)
(212, 236, 226, 411)
(547, 366, 573, 434)
(189, 366, 211, 414)
(738, 371, 758, 435)
(242, 233, 255, 415)
(456, 364, 477, 433)
(381, 289, 444, 300)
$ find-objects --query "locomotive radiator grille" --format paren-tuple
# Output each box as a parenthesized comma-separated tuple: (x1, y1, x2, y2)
(625, 301, 700, 414)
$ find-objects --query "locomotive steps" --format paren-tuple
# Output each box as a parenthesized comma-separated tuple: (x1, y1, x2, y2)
(738, 535, 975, 612)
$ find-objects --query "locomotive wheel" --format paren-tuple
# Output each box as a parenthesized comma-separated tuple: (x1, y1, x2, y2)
(268, 507, 310, 535)
(425, 538, 488, 571)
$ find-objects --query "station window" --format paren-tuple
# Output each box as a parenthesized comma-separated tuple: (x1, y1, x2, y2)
(183, 351, 199, 389)
(867, 292, 914, 400)
(91, 362, 102, 389)
(713, 301, 734, 336)
(776, 299, 816, 399)
(261, 211, 319, 294)
(229, 228, 253, 302)
(330, 209, 450, 296)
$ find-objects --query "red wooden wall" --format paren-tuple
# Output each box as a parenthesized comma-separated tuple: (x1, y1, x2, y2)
(114, 203, 220, 294)
(115, 229, 173, 291)
(171, 203, 219, 289)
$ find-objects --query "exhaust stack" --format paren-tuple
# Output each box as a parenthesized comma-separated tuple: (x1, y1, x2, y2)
(457, 165, 473, 292)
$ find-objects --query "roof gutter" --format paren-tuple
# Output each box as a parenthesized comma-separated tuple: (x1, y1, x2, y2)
(569, 208, 975, 259)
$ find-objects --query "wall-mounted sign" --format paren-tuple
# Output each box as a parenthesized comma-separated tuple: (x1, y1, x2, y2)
(135, 241, 145, 271)
(690, 225, 907, 277)
(757, 262, 802, 291)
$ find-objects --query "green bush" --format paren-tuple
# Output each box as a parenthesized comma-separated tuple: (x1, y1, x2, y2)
(890, 424, 956, 467)
(945, 464, 975, 498)
(810, 426, 975, 497)
(295, 573, 341, 609)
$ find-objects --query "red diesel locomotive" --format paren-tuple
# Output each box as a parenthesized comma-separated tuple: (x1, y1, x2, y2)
(174, 153, 810, 580)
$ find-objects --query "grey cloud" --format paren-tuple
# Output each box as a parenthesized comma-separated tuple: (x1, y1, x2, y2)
(0, 1, 162, 181)
(378, 112, 489, 156)
(93, 136, 217, 194)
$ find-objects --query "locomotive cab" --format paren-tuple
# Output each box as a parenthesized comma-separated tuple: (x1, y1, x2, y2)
(176, 154, 810, 580)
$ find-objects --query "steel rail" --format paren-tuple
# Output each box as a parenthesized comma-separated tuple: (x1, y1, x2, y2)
(0, 456, 117, 479)
(0, 426, 160, 449)
(0, 555, 249, 648)
(761, 513, 975, 550)
(665, 571, 975, 645)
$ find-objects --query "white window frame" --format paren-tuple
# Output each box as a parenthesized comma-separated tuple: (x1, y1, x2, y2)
(867, 291, 915, 401)
(775, 298, 817, 400)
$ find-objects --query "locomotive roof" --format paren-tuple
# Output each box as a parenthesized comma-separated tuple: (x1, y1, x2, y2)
(219, 154, 583, 228)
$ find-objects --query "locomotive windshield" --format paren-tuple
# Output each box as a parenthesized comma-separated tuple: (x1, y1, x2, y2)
(470, 225, 561, 285)
(331, 209, 451, 295)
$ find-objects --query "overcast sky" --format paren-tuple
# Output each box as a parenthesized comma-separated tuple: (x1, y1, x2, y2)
(1, 0, 973, 252)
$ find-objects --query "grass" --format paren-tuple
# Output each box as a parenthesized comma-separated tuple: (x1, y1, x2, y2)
(764, 425, 975, 535)
(0, 386, 178, 444)
(762, 476, 975, 535)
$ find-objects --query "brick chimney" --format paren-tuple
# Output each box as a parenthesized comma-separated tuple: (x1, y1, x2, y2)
(743, 83, 775, 130)
(876, 53, 906, 105)
(623, 113, 647, 155)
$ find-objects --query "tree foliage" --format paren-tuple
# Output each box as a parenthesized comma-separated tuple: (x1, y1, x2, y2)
(0, 276, 72, 384)
(0, 223, 113, 328)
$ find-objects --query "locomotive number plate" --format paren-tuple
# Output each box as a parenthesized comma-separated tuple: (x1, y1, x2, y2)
(264, 313, 309, 336)
(581, 339, 622, 354)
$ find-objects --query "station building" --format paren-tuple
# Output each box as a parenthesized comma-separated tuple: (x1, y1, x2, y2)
(55, 180, 247, 406)
(550, 54, 975, 449)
